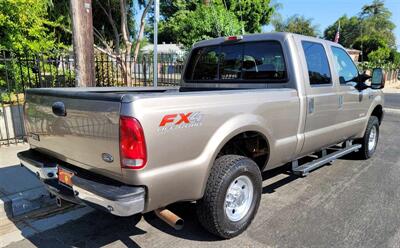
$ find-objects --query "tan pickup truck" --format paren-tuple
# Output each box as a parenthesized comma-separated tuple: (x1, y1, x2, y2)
(18, 33, 385, 239)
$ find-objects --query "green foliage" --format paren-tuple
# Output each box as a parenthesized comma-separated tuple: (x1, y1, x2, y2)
(158, 2, 243, 48)
(368, 46, 391, 63)
(323, 0, 397, 66)
(390, 50, 400, 67)
(324, 16, 361, 48)
(0, 0, 63, 52)
(92, 0, 138, 49)
(46, 0, 72, 47)
(155, 0, 275, 46)
(272, 15, 319, 37)
(224, 0, 275, 33)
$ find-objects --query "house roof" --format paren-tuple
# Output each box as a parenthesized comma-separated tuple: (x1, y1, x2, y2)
(141, 43, 184, 54)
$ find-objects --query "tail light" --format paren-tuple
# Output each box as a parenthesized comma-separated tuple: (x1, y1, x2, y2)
(119, 116, 147, 169)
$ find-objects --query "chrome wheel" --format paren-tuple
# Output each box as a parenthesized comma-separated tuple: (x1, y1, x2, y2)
(224, 175, 254, 222)
(368, 126, 377, 152)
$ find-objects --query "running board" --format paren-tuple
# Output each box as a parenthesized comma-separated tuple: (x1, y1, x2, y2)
(292, 144, 362, 176)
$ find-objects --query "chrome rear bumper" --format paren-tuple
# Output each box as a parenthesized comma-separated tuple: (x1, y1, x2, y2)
(18, 149, 145, 217)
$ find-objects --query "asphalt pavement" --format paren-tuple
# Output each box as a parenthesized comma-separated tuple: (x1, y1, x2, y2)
(4, 112, 400, 248)
(385, 93, 400, 109)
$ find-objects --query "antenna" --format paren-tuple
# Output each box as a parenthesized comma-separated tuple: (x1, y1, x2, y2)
(239, 0, 244, 34)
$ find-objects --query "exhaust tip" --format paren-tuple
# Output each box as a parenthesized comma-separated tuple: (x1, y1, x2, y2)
(175, 218, 184, 230)
(155, 208, 184, 230)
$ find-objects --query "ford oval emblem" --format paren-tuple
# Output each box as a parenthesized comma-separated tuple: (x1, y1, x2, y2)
(101, 153, 114, 163)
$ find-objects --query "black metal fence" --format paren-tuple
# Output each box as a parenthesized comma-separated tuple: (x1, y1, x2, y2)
(0, 50, 185, 146)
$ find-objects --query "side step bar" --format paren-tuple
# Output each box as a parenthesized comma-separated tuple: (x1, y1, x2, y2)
(292, 142, 362, 176)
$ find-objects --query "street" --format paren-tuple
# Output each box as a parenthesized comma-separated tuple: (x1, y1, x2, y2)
(4, 112, 400, 248)
(385, 93, 400, 109)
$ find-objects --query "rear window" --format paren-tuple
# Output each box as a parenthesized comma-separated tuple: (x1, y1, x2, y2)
(184, 41, 287, 82)
(301, 41, 331, 85)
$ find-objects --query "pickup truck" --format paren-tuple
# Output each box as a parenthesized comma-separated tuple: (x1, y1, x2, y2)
(18, 33, 385, 239)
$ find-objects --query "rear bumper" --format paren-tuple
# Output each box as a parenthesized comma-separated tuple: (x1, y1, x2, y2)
(18, 150, 145, 217)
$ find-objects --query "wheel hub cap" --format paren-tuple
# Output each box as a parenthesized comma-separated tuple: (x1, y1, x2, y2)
(368, 126, 377, 152)
(224, 175, 254, 222)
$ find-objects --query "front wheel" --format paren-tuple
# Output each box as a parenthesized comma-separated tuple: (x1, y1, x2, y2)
(196, 155, 262, 239)
(355, 116, 380, 159)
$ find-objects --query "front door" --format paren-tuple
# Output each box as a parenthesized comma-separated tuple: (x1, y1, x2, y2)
(299, 40, 339, 155)
(330, 46, 371, 140)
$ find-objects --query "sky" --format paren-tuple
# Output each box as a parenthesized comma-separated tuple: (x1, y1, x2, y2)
(267, 0, 400, 50)
(136, 0, 400, 50)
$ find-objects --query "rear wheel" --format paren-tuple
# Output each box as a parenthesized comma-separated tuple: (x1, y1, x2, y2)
(196, 155, 262, 239)
(355, 116, 380, 159)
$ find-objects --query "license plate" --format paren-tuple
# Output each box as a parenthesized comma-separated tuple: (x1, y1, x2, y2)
(58, 167, 74, 187)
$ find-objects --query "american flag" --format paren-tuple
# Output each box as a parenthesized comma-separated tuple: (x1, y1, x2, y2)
(334, 21, 340, 43)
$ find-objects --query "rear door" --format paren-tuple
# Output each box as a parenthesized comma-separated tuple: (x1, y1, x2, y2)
(298, 39, 339, 155)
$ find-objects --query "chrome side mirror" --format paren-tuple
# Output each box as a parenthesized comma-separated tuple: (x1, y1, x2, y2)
(371, 68, 385, 89)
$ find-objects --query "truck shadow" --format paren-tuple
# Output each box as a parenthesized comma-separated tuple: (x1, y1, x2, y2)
(261, 164, 298, 194)
(18, 211, 145, 247)
(6, 157, 337, 246)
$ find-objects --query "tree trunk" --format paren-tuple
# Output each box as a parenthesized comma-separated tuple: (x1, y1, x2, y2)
(70, 0, 95, 87)
(133, 0, 154, 62)
(120, 0, 133, 85)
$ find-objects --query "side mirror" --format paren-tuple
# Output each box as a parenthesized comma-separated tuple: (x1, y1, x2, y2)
(371, 68, 385, 89)
(356, 73, 372, 83)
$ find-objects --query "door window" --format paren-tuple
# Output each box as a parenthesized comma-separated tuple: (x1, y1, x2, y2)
(331, 47, 359, 85)
(301, 41, 332, 86)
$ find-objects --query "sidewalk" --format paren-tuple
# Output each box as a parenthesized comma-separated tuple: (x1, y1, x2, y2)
(383, 87, 400, 94)
(0, 144, 53, 218)
(0, 144, 92, 246)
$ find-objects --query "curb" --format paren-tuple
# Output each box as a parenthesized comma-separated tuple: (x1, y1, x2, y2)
(0, 186, 54, 220)
(385, 108, 400, 115)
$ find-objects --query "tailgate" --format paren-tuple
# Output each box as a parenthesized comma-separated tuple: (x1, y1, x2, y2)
(24, 90, 122, 179)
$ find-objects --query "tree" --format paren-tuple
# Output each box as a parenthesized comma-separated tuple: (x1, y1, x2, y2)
(92, 0, 153, 84)
(224, 0, 275, 33)
(359, 0, 396, 48)
(323, 15, 361, 48)
(158, 2, 243, 48)
(272, 15, 319, 37)
(323, 0, 397, 64)
(152, 0, 275, 45)
(0, 0, 63, 52)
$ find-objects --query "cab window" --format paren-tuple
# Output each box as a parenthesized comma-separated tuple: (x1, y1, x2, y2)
(301, 41, 332, 86)
(186, 46, 219, 81)
(331, 47, 359, 85)
(184, 41, 287, 82)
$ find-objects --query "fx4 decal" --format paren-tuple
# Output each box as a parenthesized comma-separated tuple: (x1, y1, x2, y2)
(158, 112, 203, 132)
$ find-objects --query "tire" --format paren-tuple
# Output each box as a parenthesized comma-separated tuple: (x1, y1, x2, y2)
(355, 116, 380, 159)
(196, 155, 262, 239)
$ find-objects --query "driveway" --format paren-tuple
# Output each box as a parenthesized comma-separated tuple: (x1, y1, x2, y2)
(5, 113, 400, 248)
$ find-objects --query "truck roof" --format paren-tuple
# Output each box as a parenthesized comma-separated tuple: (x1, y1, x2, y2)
(192, 32, 343, 49)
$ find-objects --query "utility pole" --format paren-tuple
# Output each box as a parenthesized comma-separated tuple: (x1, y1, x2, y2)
(153, 0, 159, 87)
(70, 0, 95, 87)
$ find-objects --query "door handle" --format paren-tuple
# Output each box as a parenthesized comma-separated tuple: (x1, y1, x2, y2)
(338, 95, 343, 108)
(308, 98, 314, 114)
(52, 102, 67, 117)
